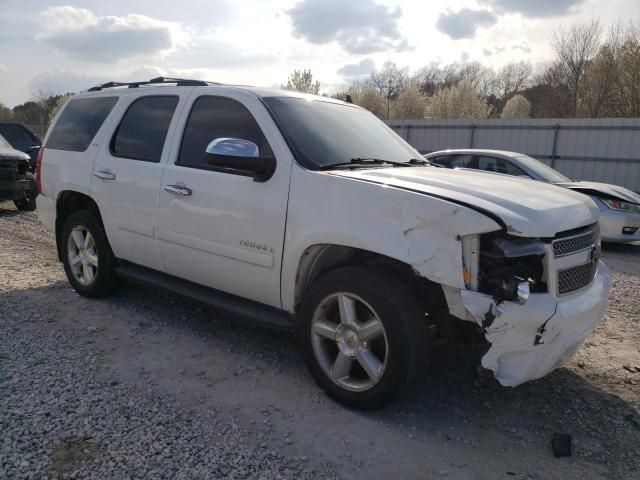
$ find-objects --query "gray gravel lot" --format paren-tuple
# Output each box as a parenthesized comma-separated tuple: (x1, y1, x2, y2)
(1, 203, 639, 480)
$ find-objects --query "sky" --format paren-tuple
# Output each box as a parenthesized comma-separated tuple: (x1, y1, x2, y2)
(0, 0, 638, 107)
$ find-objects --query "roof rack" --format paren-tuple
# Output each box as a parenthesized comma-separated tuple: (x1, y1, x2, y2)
(87, 76, 218, 92)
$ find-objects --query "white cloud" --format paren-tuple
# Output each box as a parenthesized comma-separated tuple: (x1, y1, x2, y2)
(337, 58, 376, 78)
(436, 8, 498, 40)
(37, 6, 184, 62)
(479, 0, 586, 18)
(287, 0, 409, 54)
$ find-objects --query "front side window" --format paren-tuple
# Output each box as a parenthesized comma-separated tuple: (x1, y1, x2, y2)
(178, 96, 272, 169)
(46, 97, 118, 152)
(477, 156, 527, 176)
(111, 96, 178, 162)
(262, 97, 421, 169)
(440, 154, 474, 169)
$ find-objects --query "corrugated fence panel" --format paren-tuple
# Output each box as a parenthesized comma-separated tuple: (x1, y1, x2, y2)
(387, 118, 640, 192)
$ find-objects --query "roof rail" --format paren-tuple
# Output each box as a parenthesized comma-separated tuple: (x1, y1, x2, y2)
(87, 76, 217, 92)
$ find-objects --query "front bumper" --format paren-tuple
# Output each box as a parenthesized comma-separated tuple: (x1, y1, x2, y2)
(0, 179, 32, 201)
(598, 205, 640, 243)
(461, 260, 610, 386)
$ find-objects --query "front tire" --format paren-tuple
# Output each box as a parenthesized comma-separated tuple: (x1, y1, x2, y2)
(61, 210, 118, 298)
(299, 266, 428, 409)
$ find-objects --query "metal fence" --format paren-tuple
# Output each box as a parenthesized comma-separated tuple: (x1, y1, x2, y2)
(387, 118, 640, 192)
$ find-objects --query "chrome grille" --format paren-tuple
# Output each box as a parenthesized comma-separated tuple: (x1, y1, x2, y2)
(552, 224, 599, 257)
(557, 261, 598, 295)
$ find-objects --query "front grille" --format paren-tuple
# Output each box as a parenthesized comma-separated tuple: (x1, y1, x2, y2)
(557, 261, 597, 295)
(552, 224, 599, 257)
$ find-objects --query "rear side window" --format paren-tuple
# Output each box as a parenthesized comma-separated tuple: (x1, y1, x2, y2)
(46, 97, 118, 152)
(111, 96, 179, 162)
(178, 96, 272, 169)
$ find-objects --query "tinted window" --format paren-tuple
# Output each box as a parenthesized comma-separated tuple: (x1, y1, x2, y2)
(178, 96, 272, 168)
(478, 155, 527, 176)
(112, 96, 178, 162)
(435, 154, 474, 168)
(0, 133, 12, 149)
(0, 124, 30, 145)
(46, 97, 118, 152)
(262, 96, 421, 169)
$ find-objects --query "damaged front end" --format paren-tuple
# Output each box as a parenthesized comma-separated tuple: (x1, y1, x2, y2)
(449, 224, 610, 386)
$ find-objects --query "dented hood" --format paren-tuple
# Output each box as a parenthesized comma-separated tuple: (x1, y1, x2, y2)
(331, 167, 599, 238)
(555, 181, 640, 205)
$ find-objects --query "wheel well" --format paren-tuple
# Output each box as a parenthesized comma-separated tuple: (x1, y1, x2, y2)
(294, 245, 447, 316)
(55, 191, 102, 261)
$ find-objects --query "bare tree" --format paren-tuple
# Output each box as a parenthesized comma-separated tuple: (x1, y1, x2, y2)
(490, 62, 532, 115)
(0, 102, 13, 121)
(370, 61, 408, 119)
(282, 69, 321, 95)
(552, 20, 602, 116)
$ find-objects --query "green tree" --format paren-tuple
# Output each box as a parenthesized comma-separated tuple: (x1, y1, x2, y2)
(501, 95, 531, 118)
(426, 80, 489, 119)
(390, 86, 426, 119)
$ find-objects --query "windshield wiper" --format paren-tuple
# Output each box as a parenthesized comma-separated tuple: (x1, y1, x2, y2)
(320, 157, 417, 170)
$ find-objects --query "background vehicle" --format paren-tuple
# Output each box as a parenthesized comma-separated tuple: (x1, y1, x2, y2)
(0, 133, 38, 211)
(426, 149, 640, 243)
(0, 123, 42, 171)
(35, 78, 609, 409)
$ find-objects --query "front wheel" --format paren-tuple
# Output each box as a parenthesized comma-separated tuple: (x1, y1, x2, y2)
(299, 266, 428, 409)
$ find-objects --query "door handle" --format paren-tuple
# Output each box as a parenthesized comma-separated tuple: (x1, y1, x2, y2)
(94, 170, 116, 181)
(164, 184, 192, 196)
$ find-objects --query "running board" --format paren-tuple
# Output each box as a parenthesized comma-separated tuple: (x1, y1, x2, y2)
(115, 261, 293, 331)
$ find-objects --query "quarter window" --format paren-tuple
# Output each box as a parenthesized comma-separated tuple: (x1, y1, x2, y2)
(46, 97, 118, 152)
(178, 96, 272, 169)
(111, 96, 178, 162)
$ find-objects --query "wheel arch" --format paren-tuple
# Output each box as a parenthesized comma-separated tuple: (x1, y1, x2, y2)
(55, 190, 104, 261)
(290, 243, 447, 316)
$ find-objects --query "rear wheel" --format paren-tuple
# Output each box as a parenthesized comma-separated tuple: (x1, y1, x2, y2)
(14, 173, 37, 211)
(61, 210, 118, 297)
(300, 266, 428, 409)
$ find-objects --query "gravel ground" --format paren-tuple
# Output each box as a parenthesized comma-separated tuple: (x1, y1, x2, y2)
(1, 202, 639, 480)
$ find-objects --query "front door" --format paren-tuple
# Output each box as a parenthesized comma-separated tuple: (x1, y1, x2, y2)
(157, 91, 292, 308)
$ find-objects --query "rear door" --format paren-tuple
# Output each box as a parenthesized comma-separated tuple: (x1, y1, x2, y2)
(90, 89, 189, 271)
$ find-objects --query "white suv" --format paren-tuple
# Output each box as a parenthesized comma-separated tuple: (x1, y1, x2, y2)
(36, 77, 610, 409)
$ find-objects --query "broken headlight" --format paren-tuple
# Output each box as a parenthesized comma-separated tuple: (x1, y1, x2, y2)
(469, 234, 547, 302)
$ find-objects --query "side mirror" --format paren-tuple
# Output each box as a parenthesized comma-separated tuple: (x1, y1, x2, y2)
(205, 138, 275, 182)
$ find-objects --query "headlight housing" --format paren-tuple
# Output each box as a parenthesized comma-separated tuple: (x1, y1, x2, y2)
(600, 198, 640, 214)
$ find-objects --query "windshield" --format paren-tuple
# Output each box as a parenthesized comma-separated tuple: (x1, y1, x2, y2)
(513, 154, 571, 183)
(263, 97, 422, 169)
(0, 133, 11, 149)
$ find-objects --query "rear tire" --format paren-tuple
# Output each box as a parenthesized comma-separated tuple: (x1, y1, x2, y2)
(61, 209, 119, 298)
(299, 265, 428, 409)
(14, 173, 37, 211)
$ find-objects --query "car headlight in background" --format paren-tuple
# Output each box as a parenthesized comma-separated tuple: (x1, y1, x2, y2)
(599, 198, 640, 214)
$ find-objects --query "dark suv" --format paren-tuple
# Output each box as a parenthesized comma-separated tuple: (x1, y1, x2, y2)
(0, 123, 42, 171)
(0, 133, 37, 211)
